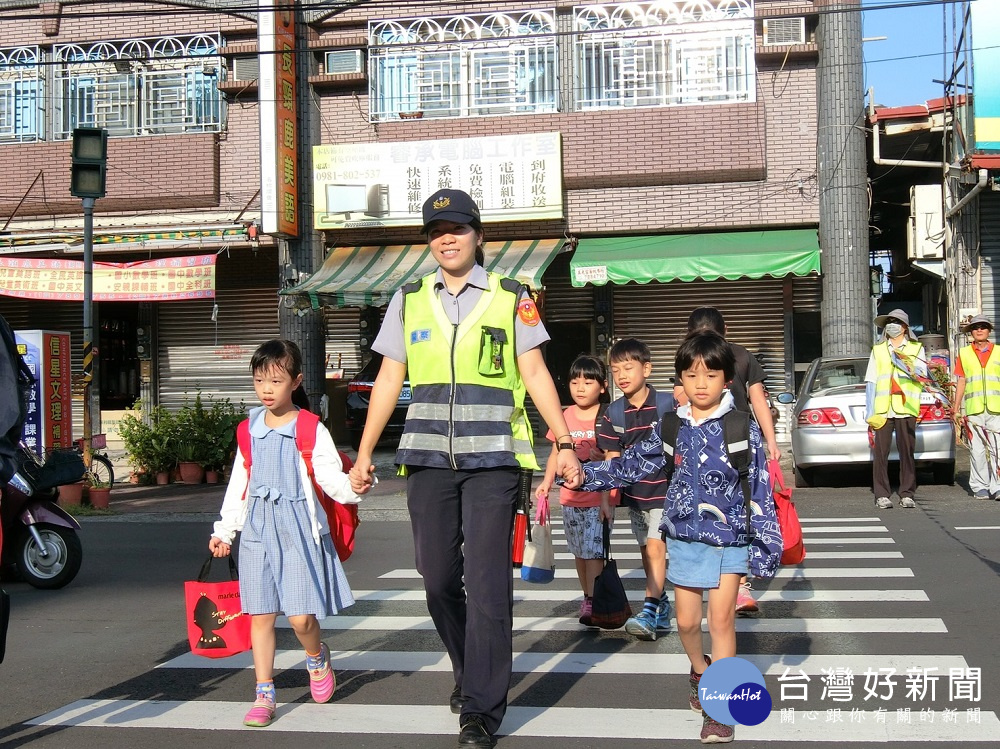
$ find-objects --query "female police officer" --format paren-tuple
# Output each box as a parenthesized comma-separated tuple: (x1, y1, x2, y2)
(349, 189, 581, 748)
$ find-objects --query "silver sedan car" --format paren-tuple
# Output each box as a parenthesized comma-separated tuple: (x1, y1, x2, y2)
(780, 356, 955, 487)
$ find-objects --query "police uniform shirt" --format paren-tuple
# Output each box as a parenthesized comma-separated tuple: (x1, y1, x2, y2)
(373, 265, 550, 363)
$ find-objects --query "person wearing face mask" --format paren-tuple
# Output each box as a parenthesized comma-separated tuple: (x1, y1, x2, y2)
(953, 314, 1000, 500)
(864, 309, 927, 509)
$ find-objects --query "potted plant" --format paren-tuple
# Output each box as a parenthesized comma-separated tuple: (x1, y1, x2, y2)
(175, 439, 206, 484)
(85, 470, 113, 509)
(58, 481, 85, 506)
(201, 397, 243, 482)
(119, 402, 177, 484)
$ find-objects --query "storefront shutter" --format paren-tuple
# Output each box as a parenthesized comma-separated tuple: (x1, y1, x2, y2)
(611, 278, 789, 438)
(324, 306, 362, 378)
(156, 289, 280, 411)
(980, 192, 1000, 323)
(0, 298, 86, 441)
(540, 251, 594, 322)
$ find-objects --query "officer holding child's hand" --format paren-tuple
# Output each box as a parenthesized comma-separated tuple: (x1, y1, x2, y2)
(349, 189, 580, 748)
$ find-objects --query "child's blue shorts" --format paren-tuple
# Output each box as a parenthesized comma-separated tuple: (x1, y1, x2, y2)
(666, 537, 748, 589)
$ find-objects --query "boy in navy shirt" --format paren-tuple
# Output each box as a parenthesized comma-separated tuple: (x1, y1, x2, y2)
(596, 338, 673, 640)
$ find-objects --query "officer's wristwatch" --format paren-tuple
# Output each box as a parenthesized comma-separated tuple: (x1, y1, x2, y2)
(557, 441, 575, 451)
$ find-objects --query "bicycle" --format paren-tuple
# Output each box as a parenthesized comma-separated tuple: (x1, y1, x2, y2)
(73, 435, 115, 487)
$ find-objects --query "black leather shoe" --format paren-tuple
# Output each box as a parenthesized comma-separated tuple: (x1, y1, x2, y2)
(450, 684, 467, 714)
(458, 715, 495, 747)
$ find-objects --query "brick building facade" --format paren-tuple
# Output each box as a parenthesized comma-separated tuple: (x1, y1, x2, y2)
(0, 0, 823, 448)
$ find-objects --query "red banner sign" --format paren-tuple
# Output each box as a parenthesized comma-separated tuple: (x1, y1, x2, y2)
(0, 254, 216, 301)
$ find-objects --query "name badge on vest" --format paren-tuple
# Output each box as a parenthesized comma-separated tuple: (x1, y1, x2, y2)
(410, 329, 431, 344)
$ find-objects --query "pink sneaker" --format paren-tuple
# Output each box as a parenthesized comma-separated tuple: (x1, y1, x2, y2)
(689, 656, 711, 712)
(579, 596, 594, 626)
(243, 691, 276, 727)
(307, 643, 336, 703)
(701, 711, 734, 743)
(735, 583, 759, 614)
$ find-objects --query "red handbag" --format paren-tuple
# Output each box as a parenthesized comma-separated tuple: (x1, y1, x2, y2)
(769, 460, 806, 565)
(184, 555, 252, 658)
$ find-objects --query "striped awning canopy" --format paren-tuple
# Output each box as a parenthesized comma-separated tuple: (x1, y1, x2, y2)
(570, 229, 821, 286)
(284, 239, 565, 308)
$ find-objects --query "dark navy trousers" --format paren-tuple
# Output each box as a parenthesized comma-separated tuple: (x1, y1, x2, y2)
(406, 466, 518, 735)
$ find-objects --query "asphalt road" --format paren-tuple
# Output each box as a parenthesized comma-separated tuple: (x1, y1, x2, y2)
(2, 453, 999, 748)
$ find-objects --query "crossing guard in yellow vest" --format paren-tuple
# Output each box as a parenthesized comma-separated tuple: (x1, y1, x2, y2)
(953, 314, 1000, 499)
(348, 189, 582, 749)
(865, 308, 927, 509)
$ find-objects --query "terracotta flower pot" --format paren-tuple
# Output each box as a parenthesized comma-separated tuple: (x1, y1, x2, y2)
(87, 486, 111, 509)
(155, 471, 171, 485)
(58, 482, 84, 506)
(205, 469, 220, 484)
(178, 461, 205, 484)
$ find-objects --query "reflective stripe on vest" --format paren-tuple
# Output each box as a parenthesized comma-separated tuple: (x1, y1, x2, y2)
(399, 272, 538, 471)
(872, 340, 923, 418)
(959, 344, 1000, 415)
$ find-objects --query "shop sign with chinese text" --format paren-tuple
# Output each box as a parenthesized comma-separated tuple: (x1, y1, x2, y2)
(0, 255, 216, 301)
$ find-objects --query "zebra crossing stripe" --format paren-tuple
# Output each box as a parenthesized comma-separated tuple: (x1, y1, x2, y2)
(29, 701, 998, 741)
(342, 588, 929, 603)
(378, 567, 915, 580)
(802, 526, 889, 534)
(550, 550, 904, 560)
(271, 615, 945, 633)
(771, 567, 913, 578)
(802, 537, 895, 545)
(158, 650, 969, 676)
(798, 517, 882, 522)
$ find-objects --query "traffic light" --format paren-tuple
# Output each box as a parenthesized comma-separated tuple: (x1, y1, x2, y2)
(70, 127, 107, 199)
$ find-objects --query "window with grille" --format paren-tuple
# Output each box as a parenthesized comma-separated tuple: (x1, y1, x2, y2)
(368, 11, 558, 122)
(574, 1, 755, 110)
(0, 47, 43, 142)
(52, 34, 224, 139)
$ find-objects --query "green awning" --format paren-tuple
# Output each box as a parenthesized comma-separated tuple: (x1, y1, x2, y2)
(570, 229, 821, 287)
(284, 239, 565, 308)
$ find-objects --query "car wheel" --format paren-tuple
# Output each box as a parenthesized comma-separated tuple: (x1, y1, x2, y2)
(793, 465, 815, 488)
(931, 461, 955, 485)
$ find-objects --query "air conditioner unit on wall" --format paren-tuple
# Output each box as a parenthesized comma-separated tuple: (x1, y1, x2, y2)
(763, 17, 806, 46)
(907, 184, 944, 260)
(232, 55, 259, 81)
(324, 49, 364, 75)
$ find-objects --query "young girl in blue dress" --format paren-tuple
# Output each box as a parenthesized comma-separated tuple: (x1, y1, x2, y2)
(209, 339, 359, 728)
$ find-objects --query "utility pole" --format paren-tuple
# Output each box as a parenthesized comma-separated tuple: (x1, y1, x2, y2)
(816, 0, 872, 356)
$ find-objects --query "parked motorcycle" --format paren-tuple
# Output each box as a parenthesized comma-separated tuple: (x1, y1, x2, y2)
(0, 445, 84, 589)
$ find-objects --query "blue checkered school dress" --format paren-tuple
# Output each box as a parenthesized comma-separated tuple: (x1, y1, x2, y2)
(238, 409, 354, 617)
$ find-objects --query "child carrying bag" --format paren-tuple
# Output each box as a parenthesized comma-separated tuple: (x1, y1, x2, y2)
(769, 460, 806, 565)
(589, 520, 633, 629)
(236, 409, 360, 561)
(521, 499, 555, 584)
(184, 555, 252, 658)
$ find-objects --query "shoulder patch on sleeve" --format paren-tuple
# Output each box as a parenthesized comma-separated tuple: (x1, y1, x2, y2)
(499, 277, 523, 295)
(517, 298, 540, 326)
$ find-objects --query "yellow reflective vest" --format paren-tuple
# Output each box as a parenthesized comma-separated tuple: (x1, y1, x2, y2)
(871, 339, 924, 418)
(959, 344, 1000, 415)
(397, 271, 538, 471)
